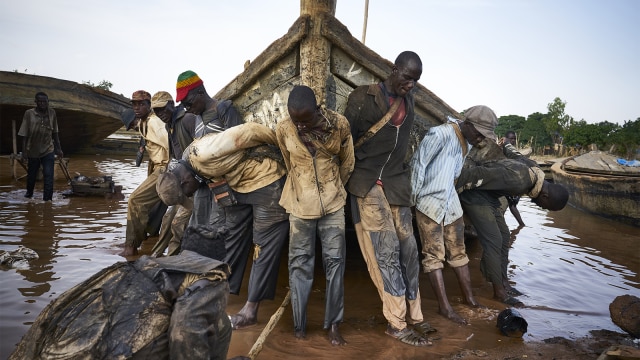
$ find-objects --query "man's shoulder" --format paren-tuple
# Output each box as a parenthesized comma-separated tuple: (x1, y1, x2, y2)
(326, 109, 350, 129)
(275, 117, 293, 132)
(23, 108, 37, 116)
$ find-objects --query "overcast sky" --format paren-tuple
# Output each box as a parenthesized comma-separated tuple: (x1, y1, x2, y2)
(1, 0, 638, 124)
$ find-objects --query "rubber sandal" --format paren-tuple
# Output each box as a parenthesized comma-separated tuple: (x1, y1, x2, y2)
(385, 326, 432, 347)
(411, 321, 437, 336)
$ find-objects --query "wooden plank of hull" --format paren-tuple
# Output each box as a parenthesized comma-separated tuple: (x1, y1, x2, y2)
(1, 71, 132, 154)
(551, 161, 640, 227)
(564, 151, 640, 177)
(210, 11, 461, 166)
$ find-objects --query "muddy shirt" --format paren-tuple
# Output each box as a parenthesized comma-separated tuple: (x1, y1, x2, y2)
(344, 83, 415, 206)
(140, 112, 169, 167)
(18, 108, 58, 158)
(186, 123, 286, 193)
(276, 108, 354, 219)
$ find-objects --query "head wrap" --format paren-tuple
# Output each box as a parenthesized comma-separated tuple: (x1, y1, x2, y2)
(464, 105, 498, 141)
(176, 70, 204, 102)
(151, 91, 173, 109)
(131, 90, 151, 103)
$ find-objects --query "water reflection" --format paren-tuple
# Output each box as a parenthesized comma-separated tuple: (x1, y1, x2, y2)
(0, 155, 638, 359)
(504, 201, 640, 340)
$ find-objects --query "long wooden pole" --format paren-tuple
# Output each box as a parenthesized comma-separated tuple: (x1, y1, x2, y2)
(362, 0, 369, 44)
(12, 119, 18, 179)
(247, 290, 291, 360)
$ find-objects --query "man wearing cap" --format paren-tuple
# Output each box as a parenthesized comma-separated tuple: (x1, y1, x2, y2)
(149, 91, 199, 256)
(156, 122, 289, 332)
(458, 105, 533, 307)
(409, 114, 485, 326)
(174, 70, 244, 229)
(121, 90, 170, 257)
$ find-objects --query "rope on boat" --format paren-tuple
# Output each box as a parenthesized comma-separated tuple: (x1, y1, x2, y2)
(247, 290, 291, 360)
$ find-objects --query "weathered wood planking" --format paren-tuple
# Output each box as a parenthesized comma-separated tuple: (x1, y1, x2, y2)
(214, 11, 458, 142)
(0, 71, 131, 154)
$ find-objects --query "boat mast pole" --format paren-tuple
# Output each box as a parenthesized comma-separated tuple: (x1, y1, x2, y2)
(362, 0, 369, 44)
(299, 0, 336, 107)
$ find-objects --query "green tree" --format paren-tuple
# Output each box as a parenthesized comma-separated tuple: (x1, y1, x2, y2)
(520, 112, 552, 150)
(544, 97, 573, 143)
(82, 80, 113, 91)
(608, 118, 640, 157)
(564, 120, 618, 150)
(495, 114, 526, 139)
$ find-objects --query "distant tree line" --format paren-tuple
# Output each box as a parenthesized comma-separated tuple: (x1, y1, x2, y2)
(493, 97, 639, 158)
(82, 80, 113, 91)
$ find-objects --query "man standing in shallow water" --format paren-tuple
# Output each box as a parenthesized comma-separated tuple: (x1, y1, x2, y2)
(276, 85, 354, 345)
(343, 51, 435, 347)
(18, 92, 63, 201)
(121, 90, 170, 256)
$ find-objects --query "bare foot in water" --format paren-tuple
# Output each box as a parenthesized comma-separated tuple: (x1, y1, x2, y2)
(119, 245, 137, 257)
(328, 323, 346, 346)
(440, 308, 468, 325)
(466, 297, 487, 309)
(230, 301, 259, 330)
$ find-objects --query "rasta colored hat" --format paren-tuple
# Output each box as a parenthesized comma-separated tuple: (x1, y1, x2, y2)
(151, 91, 173, 109)
(176, 70, 204, 102)
(463, 105, 498, 141)
(131, 90, 151, 103)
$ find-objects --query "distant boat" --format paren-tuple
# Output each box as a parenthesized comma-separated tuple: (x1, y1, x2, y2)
(551, 151, 640, 227)
(0, 71, 131, 155)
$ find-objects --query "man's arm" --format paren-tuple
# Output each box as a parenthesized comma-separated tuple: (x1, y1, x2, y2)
(53, 132, 63, 158)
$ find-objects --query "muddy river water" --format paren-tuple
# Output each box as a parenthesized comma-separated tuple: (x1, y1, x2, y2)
(0, 154, 638, 359)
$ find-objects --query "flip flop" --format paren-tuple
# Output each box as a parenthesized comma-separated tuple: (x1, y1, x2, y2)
(385, 326, 432, 347)
(229, 313, 257, 330)
(411, 321, 438, 336)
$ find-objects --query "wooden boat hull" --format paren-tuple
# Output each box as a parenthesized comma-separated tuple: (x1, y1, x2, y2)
(551, 158, 640, 227)
(0, 71, 132, 155)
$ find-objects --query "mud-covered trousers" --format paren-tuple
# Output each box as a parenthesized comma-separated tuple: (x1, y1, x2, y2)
(350, 184, 424, 331)
(460, 199, 510, 287)
(125, 166, 166, 249)
(192, 178, 289, 302)
(289, 208, 346, 332)
(169, 279, 231, 360)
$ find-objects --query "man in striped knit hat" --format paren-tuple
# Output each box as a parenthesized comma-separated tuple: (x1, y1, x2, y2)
(175, 70, 244, 228)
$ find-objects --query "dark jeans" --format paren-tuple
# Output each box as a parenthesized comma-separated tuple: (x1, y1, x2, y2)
(26, 152, 55, 200)
(289, 208, 346, 331)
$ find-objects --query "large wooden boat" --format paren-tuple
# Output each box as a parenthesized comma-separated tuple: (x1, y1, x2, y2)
(0, 71, 131, 155)
(212, 0, 457, 160)
(551, 151, 640, 227)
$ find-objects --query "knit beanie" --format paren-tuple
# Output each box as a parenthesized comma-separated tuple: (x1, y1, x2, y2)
(176, 70, 204, 102)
